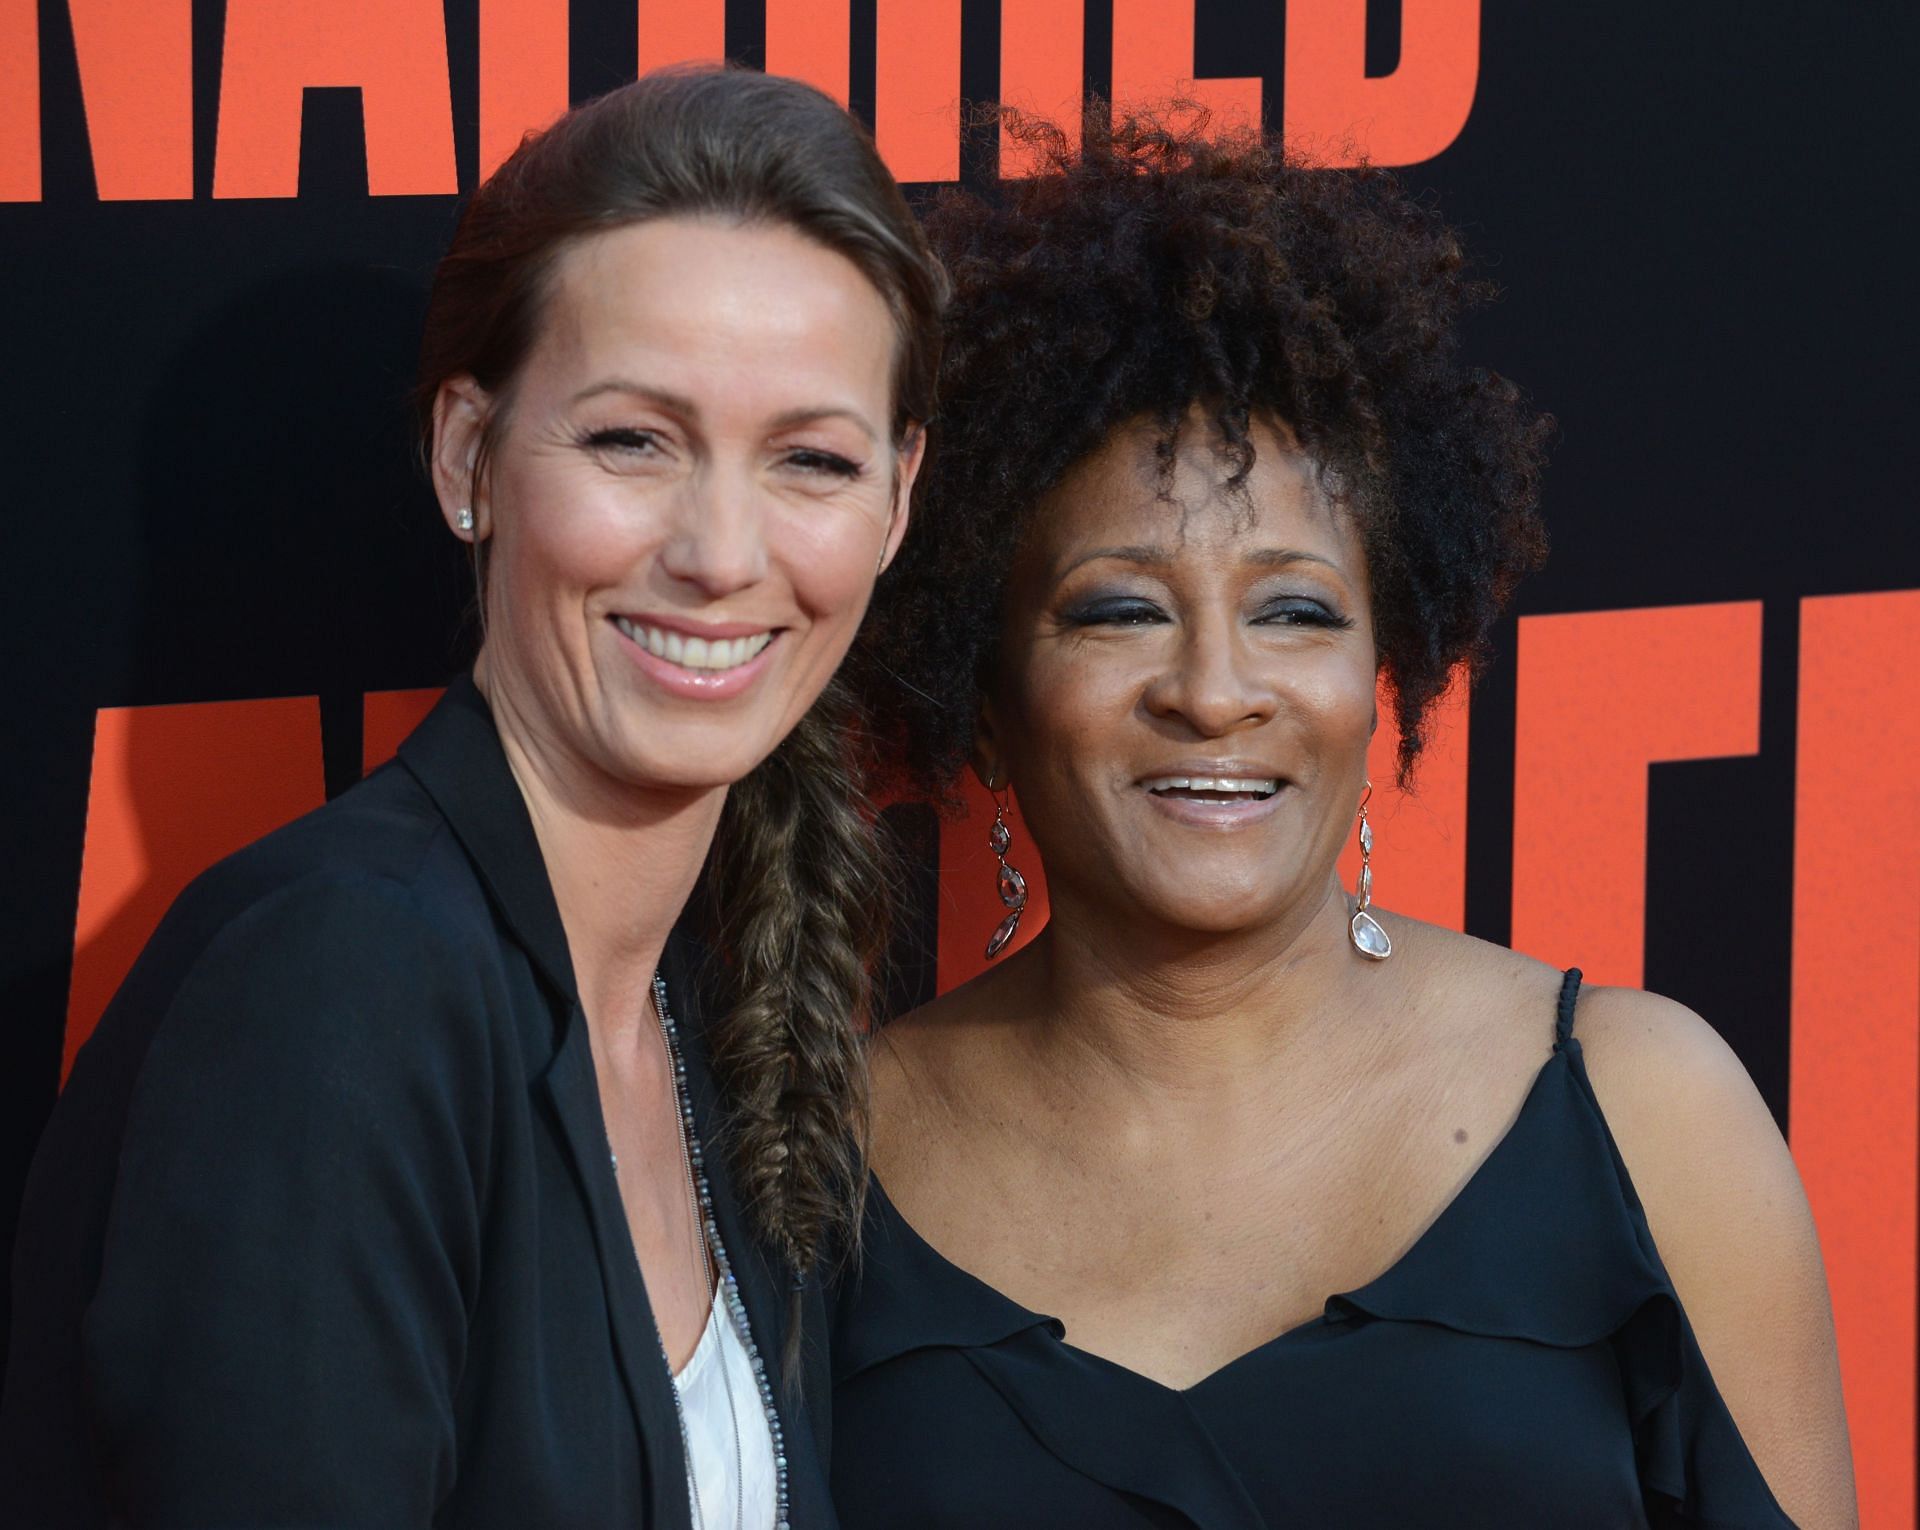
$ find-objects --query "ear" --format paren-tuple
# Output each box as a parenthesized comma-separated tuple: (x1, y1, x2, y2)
(968, 691, 1005, 792)
(430, 375, 494, 542)
(876, 422, 927, 576)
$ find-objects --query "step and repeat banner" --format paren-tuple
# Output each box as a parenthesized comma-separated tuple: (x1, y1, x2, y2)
(3, 0, 1915, 1520)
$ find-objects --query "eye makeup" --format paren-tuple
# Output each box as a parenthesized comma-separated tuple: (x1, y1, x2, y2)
(1055, 590, 1354, 631)
(1250, 597, 1354, 630)
(1059, 594, 1170, 627)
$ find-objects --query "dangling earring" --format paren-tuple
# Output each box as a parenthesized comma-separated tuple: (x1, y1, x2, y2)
(984, 785, 1029, 960)
(1349, 781, 1391, 961)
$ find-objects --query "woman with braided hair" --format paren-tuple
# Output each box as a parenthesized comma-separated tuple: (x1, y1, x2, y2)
(830, 109, 1854, 1527)
(2, 67, 940, 1528)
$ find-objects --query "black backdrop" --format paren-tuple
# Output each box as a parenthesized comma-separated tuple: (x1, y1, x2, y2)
(4, 1, 1916, 1519)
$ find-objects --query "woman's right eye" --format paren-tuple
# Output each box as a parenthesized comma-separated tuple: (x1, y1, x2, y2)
(578, 426, 661, 455)
(1062, 597, 1168, 627)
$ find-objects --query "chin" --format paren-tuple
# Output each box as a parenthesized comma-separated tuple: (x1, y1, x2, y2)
(623, 748, 768, 795)
(593, 726, 770, 796)
(1123, 883, 1286, 938)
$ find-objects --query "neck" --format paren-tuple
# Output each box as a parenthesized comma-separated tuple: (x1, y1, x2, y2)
(1016, 876, 1374, 1114)
(479, 663, 727, 1051)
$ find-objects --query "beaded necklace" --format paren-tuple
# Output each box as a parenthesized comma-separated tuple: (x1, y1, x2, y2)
(609, 973, 790, 1530)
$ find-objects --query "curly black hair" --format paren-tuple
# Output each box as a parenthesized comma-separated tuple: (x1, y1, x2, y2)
(854, 105, 1551, 793)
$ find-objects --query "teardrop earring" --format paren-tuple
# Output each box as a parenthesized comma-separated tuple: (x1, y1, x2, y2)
(984, 786, 1029, 960)
(1349, 781, 1391, 961)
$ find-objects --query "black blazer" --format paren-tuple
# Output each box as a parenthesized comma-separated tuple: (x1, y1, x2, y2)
(1, 676, 837, 1528)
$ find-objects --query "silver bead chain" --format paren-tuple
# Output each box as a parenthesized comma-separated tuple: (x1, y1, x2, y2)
(610, 972, 790, 1530)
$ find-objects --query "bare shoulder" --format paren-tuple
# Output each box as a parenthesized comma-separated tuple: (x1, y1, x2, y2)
(1573, 983, 1857, 1527)
(1571, 985, 1813, 1274)
(1571, 982, 1809, 1298)
(1381, 914, 1569, 1054)
(1574, 983, 1776, 1140)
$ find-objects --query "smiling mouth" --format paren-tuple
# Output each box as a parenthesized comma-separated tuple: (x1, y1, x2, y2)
(1141, 775, 1281, 804)
(611, 616, 776, 671)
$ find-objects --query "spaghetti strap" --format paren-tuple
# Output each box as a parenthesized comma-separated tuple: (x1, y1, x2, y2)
(1554, 968, 1585, 1048)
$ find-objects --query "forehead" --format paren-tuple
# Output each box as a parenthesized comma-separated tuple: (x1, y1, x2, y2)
(1026, 411, 1362, 576)
(524, 215, 896, 404)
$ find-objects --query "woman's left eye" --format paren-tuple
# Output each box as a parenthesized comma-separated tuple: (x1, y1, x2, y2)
(785, 448, 863, 479)
(1254, 599, 1352, 629)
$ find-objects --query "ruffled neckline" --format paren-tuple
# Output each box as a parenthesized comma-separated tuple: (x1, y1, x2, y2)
(838, 1038, 1669, 1386)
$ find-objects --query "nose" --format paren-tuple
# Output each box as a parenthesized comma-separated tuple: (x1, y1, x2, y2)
(655, 467, 770, 598)
(1143, 613, 1279, 737)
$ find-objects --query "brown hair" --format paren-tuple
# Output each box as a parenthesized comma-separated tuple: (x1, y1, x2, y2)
(415, 66, 946, 1361)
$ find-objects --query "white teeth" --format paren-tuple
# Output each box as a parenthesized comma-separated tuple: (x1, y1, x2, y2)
(614, 616, 774, 671)
(1143, 775, 1280, 797)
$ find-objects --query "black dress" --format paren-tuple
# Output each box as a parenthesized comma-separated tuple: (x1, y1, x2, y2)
(829, 970, 1795, 1528)
(1, 677, 837, 1528)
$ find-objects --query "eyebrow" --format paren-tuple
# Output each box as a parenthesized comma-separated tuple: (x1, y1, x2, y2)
(569, 379, 880, 443)
(1058, 545, 1345, 578)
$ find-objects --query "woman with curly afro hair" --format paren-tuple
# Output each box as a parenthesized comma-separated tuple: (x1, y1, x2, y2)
(829, 109, 1853, 1528)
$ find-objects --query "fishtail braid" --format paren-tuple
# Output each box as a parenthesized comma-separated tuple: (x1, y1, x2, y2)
(706, 677, 891, 1378)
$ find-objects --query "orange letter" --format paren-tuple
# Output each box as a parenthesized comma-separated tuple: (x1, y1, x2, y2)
(0, 0, 40, 202)
(765, 0, 849, 106)
(1000, 0, 1082, 176)
(480, 0, 568, 180)
(1284, 0, 1479, 168)
(64, 698, 326, 1081)
(213, 0, 457, 199)
(936, 774, 1049, 994)
(877, 0, 962, 183)
(1511, 602, 1761, 987)
(1790, 590, 1920, 1530)
(363, 687, 444, 775)
(1111, 0, 1259, 134)
(639, 0, 726, 73)
(68, 0, 193, 199)
(1337, 674, 1469, 933)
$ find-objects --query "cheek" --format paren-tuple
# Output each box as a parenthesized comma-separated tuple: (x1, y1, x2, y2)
(495, 467, 656, 604)
(1289, 653, 1379, 746)
(772, 505, 887, 622)
(1008, 642, 1138, 782)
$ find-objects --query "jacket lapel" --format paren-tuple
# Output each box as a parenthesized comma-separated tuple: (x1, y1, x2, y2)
(395, 675, 575, 1002)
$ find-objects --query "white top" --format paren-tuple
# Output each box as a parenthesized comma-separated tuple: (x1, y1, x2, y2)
(673, 1287, 778, 1530)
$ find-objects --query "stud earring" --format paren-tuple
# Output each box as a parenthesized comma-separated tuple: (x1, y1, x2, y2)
(984, 785, 1029, 960)
(455, 506, 474, 533)
(1349, 781, 1391, 961)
